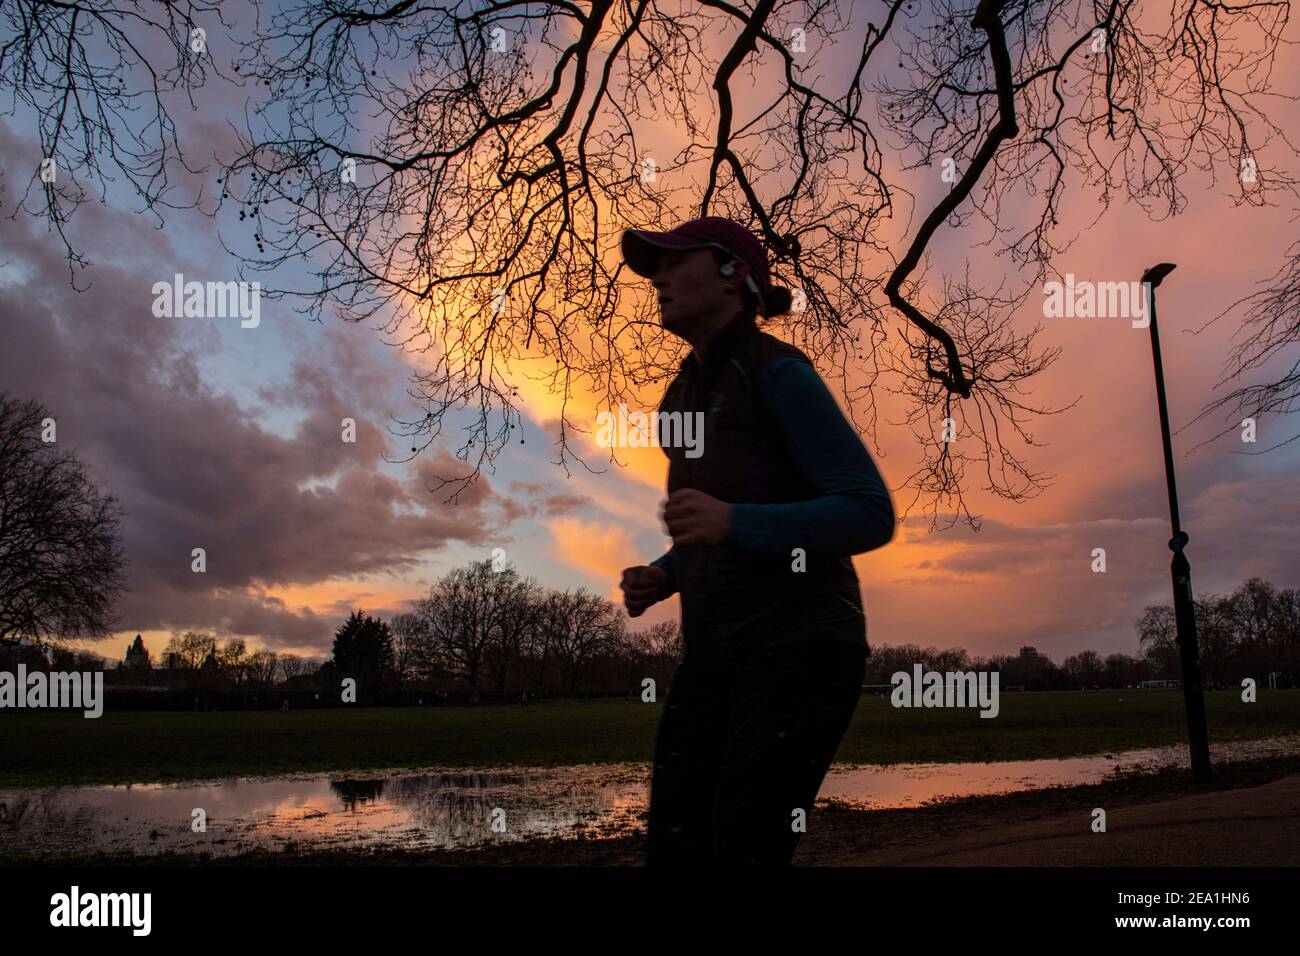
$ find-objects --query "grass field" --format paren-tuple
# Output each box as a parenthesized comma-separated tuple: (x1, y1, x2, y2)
(2, 689, 1298, 789)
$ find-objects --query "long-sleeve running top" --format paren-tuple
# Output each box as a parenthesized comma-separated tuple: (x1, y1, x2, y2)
(649, 355, 894, 594)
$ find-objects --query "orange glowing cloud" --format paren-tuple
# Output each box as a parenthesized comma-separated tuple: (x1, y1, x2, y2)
(544, 515, 639, 593)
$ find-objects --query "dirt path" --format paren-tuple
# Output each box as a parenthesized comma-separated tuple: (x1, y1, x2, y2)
(801, 771, 1300, 866)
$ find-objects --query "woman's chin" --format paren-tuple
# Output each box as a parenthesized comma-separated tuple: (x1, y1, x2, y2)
(660, 310, 689, 334)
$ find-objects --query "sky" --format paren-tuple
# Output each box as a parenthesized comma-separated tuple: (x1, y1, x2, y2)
(1, 1, 1297, 667)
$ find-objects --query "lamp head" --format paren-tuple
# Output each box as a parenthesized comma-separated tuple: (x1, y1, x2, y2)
(1142, 263, 1177, 288)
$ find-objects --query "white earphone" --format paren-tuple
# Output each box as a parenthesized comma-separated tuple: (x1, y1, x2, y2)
(720, 258, 764, 298)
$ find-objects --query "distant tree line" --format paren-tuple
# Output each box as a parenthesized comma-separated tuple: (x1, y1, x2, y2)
(864, 576, 1298, 691)
(1134, 577, 1299, 690)
(863, 643, 1154, 693)
(4, 567, 1292, 705)
(292, 570, 1300, 699)
(71, 560, 682, 705)
(152, 630, 317, 686)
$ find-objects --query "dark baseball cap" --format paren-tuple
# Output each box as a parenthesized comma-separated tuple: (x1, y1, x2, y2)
(621, 216, 790, 316)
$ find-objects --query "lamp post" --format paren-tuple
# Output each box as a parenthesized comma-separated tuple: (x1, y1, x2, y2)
(1142, 262, 1212, 783)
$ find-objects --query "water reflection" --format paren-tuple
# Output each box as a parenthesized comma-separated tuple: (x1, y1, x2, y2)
(330, 779, 385, 811)
(2, 735, 1297, 858)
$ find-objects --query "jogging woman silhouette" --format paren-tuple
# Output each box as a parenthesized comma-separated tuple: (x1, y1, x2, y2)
(619, 216, 896, 866)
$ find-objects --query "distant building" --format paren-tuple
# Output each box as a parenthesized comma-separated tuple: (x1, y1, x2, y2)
(124, 634, 152, 671)
(1019, 645, 1039, 658)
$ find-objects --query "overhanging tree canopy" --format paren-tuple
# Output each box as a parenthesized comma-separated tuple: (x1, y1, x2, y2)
(4, 0, 1295, 526)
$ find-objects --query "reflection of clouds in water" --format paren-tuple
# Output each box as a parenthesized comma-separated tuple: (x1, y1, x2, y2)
(4, 735, 1299, 857)
(825, 734, 1300, 808)
(4, 766, 648, 857)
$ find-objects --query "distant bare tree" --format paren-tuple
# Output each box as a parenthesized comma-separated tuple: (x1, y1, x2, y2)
(389, 611, 422, 689)
(1102, 652, 1148, 688)
(539, 588, 624, 697)
(245, 648, 279, 686)
(638, 619, 681, 669)
(1241, 579, 1294, 660)
(162, 630, 217, 670)
(408, 559, 517, 702)
(277, 652, 308, 682)
(481, 568, 542, 696)
(620, 618, 681, 693)
(0, 393, 127, 646)
(1192, 593, 1239, 690)
(519, 589, 558, 697)
(1136, 603, 1178, 678)
(1062, 648, 1104, 687)
(219, 637, 249, 684)
(929, 646, 972, 673)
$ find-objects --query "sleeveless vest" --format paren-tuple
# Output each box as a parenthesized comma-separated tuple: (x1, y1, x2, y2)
(658, 312, 868, 662)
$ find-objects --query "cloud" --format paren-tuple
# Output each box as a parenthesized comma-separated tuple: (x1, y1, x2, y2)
(508, 480, 589, 516)
(544, 516, 636, 593)
(854, 471, 1300, 662)
(0, 207, 524, 651)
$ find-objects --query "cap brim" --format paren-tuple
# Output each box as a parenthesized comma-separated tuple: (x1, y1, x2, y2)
(621, 229, 713, 278)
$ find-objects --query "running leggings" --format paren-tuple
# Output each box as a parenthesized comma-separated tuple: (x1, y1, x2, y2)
(646, 639, 867, 866)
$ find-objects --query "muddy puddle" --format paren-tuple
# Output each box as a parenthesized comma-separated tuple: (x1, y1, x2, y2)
(3, 735, 1297, 857)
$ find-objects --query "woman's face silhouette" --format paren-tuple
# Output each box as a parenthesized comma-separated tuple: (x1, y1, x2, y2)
(651, 247, 746, 349)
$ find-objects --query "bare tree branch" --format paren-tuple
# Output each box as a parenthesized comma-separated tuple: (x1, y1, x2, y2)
(0, 0, 234, 281)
